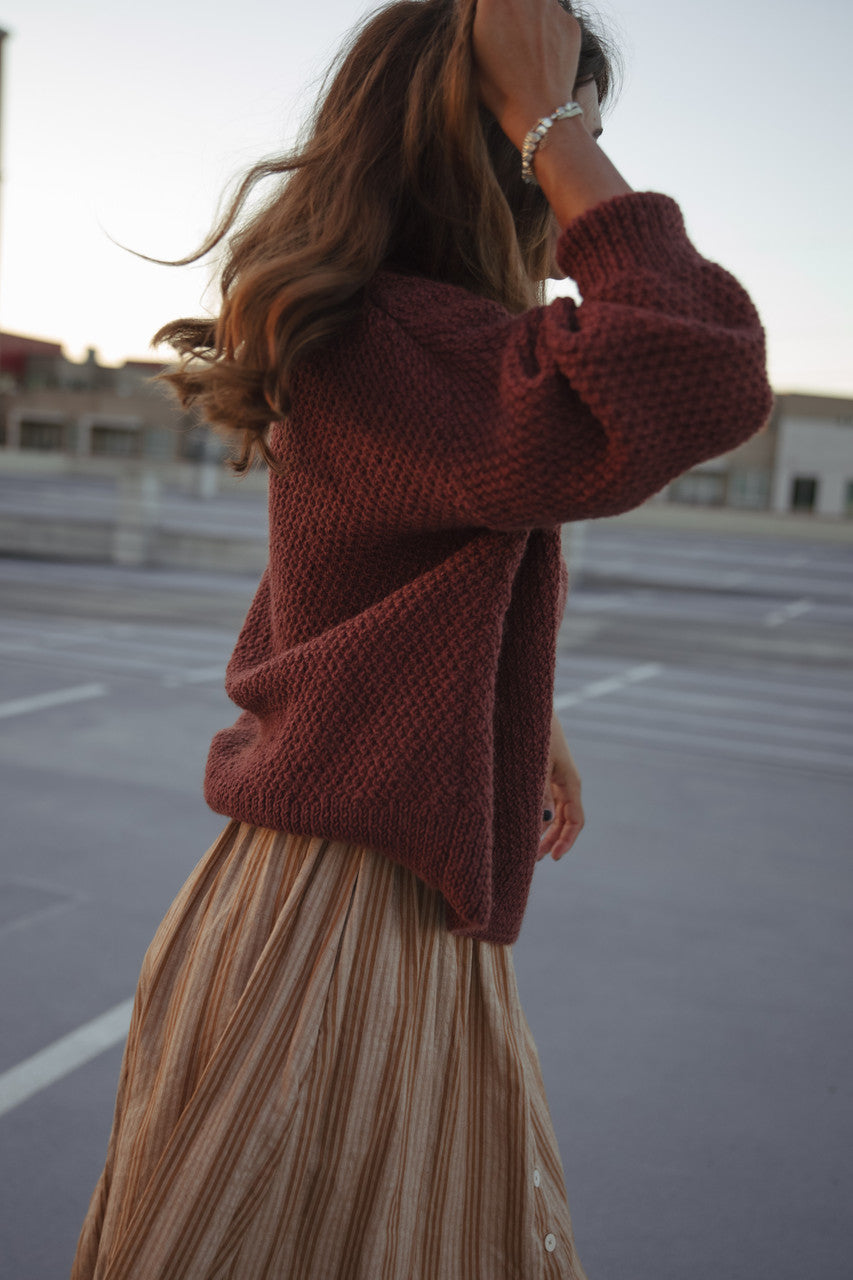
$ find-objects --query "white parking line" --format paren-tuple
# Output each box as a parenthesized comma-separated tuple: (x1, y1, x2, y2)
(162, 665, 226, 688)
(0, 999, 133, 1117)
(554, 662, 662, 710)
(0, 683, 107, 720)
(559, 713, 853, 773)
(764, 599, 814, 627)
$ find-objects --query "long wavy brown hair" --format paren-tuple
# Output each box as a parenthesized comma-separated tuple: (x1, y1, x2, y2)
(147, 0, 617, 475)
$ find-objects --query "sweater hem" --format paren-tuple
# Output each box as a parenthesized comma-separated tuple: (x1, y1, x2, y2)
(203, 783, 500, 938)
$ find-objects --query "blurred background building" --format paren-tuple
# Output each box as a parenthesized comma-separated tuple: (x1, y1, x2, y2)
(663, 392, 853, 519)
(0, 329, 225, 465)
(2, 327, 852, 520)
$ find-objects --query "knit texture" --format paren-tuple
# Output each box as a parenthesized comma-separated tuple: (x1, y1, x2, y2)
(204, 190, 774, 944)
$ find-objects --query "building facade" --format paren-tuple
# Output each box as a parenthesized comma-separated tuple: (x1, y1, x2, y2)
(0, 330, 224, 463)
(2, 330, 851, 518)
(768, 395, 853, 517)
(660, 392, 853, 518)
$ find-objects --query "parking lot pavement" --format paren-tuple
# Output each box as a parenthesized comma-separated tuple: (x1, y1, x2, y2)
(1, 528, 852, 1280)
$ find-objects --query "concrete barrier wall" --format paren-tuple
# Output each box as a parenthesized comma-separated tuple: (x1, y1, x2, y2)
(606, 500, 853, 544)
(0, 449, 269, 496)
(0, 514, 114, 562)
(0, 515, 267, 572)
(0, 453, 850, 578)
(152, 530, 267, 574)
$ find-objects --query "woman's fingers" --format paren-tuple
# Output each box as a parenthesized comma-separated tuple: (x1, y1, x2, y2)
(538, 778, 585, 861)
(539, 710, 585, 862)
(472, 0, 583, 149)
(538, 804, 582, 860)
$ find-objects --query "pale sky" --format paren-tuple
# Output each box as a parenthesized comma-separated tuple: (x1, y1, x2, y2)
(1, 0, 851, 395)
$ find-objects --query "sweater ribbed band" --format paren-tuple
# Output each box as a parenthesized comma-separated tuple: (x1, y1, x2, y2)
(202, 783, 521, 940)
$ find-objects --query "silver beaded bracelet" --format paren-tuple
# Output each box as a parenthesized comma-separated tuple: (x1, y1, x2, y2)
(520, 100, 585, 187)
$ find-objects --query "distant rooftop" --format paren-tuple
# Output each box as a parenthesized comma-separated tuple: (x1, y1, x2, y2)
(0, 330, 166, 380)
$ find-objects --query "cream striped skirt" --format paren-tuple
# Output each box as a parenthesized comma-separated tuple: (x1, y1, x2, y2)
(72, 820, 587, 1279)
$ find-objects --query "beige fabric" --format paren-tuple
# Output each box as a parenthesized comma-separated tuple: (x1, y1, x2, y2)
(72, 820, 587, 1279)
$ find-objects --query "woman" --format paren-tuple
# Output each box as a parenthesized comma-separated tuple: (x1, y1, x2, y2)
(72, 0, 773, 1276)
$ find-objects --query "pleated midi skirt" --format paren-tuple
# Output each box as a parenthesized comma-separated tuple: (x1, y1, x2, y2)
(72, 819, 587, 1280)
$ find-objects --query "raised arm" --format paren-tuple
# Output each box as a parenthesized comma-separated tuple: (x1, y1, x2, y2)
(328, 2, 772, 536)
(472, 0, 633, 225)
(364, 191, 773, 533)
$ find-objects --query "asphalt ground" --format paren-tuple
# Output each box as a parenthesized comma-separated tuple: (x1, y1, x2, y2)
(0, 524, 851, 1280)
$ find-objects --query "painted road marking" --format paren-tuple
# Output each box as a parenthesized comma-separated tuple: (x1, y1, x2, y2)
(162, 665, 226, 688)
(554, 663, 662, 711)
(0, 999, 133, 1117)
(0, 683, 107, 720)
(764, 599, 814, 627)
(557, 713, 853, 774)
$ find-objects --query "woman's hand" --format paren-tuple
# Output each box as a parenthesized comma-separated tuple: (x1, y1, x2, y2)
(538, 709, 584, 861)
(471, 0, 632, 225)
(471, 0, 583, 152)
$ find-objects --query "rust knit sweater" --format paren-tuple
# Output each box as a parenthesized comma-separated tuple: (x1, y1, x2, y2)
(204, 191, 773, 944)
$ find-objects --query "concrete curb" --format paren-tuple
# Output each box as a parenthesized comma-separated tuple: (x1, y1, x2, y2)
(600, 502, 853, 543)
(0, 514, 268, 574)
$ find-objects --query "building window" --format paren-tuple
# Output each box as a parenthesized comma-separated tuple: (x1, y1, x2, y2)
(729, 469, 770, 509)
(91, 425, 141, 457)
(20, 419, 65, 451)
(668, 471, 726, 506)
(790, 476, 818, 511)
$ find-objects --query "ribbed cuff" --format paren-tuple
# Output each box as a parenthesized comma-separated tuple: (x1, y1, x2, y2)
(555, 190, 694, 289)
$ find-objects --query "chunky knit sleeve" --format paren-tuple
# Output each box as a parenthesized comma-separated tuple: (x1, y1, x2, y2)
(360, 190, 774, 532)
